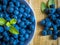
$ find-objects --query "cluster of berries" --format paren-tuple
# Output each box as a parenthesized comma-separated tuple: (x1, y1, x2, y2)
(0, 0, 35, 45)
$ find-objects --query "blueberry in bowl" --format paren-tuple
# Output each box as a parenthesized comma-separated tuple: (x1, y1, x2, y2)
(0, 0, 36, 45)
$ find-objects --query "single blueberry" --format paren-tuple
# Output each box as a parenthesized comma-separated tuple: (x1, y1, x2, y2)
(2, 5, 6, 11)
(26, 30, 31, 34)
(42, 30, 47, 36)
(19, 22, 25, 27)
(3, 0, 8, 5)
(53, 25, 57, 31)
(25, 7, 31, 13)
(17, 19, 21, 24)
(19, 37, 25, 41)
(11, 0, 17, 3)
(56, 8, 60, 14)
(0, 5, 2, 11)
(22, 18, 26, 21)
(20, 4, 25, 8)
(20, 29, 26, 35)
(13, 35, 18, 39)
(26, 14, 31, 18)
(50, 4, 55, 8)
(14, 10, 19, 15)
(0, 13, 4, 18)
(0, 26, 4, 33)
(30, 24, 35, 30)
(15, 1, 20, 7)
(4, 26, 10, 31)
(12, 15, 17, 20)
(25, 20, 30, 25)
(53, 35, 58, 40)
(23, 13, 27, 18)
(44, 27, 49, 31)
(24, 33, 29, 39)
(15, 7, 19, 10)
(40, 20, 45, 25)
(18, 41, 24, 45)
(7, 7, 14, 13)
(47, 30, 52, 35)
(9, 2, 14, 7)
(49, 8, 56, 14)
(19, 8, 24, 13)
(53, 31, 58, 35)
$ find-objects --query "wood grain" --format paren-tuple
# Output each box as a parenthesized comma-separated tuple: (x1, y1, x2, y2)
(26, 0, 59, 45)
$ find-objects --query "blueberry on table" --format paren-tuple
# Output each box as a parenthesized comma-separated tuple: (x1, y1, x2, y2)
(42, 30, 47, 36)
(53, 35, 58, 40)
(40, 20, 45, 25)
(49, 8, 56, 14)
(47, 30, 52, 35)
(50, 4, 55, 8)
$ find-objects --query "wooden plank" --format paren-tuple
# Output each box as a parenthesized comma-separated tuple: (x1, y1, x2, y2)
(27, 0, 58, 45)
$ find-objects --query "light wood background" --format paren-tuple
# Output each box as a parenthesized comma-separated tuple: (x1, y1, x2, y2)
(26, 0, 60, 45)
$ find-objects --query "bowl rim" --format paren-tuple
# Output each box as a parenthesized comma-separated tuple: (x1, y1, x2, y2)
(24, 0, 37, 45)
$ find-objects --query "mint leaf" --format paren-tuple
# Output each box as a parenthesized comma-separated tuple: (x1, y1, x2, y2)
(9, 26, 19, 35)
(10, 18, 17, 25)
(48, 0, 55, 7)
(41, 2, 47, 12)
(0, 18, 6, 26)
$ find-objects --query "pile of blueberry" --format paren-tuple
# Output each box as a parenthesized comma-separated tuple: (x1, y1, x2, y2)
(0, 0, 35, 45)
(40, 1, 60, 40)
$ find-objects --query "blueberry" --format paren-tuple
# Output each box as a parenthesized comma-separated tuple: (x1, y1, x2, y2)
(4, 26, 10, 31)
(15, 1, 20, 7)
(19, 8, 24, 13)
(22, 18, 26, 21)
(40, 20, 45, 25)
(0, 13, 4, 18)
(9, 2, 14, 7)
(3, 0, 8, 5)
(56, 19, 60, 26)
(50, 15, 56, 21)
(2, 42, 6, 45)
(26, 14, 31, 18)
(2, 5, 6, 11)
(49, 8, 56, 14)
(47, 30, 52, 35)
(29, 16, 35, 22)
(53, 35, 58, 40)
(17, 19, 21, 24)
(13, 35, 18, 39)
(15, 7, 19, 10)
(26, 30, 31, 34)
(44, 27, 49, 31)
(20, 29, 26, 35)
(45, 21, 52, 27)
(13, 40, 18, 45)
(20, 4, 25, 8)
(19, 35, 23, 37)
(56, 8, 60, 14)
(3, 31, 8, 37)
(0, 34, 3, 39)
(18, 42, 24, 45)
(18, 13, 23, 18)
(53, 25, 57, 31)
(4, 36, 10, 41)
(25, 7, 31, 13)
(24, 33, 29, 39)
(12, 15, 17, 20)
(11, 0, 17, 3)
(42, 30, 47, 36)
(14, 10, 19, 15)
(23, 13, 27, 18)
(0, 5, 2, 11)
(44, 8, 49, 14)
(50, 4, 55, 8)
(19, 22, 25, 27)
(25, 20, 30, 25)
(30, 24, 35, 30)
(14, 25, 20, 31)
(7, 7, 14, 13)
(0, 26, 4, 33)
(53, 31, 58, 35)
(19, 37, 25, 41)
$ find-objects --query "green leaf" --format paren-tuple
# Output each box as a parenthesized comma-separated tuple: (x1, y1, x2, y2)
(9, 26, 19, 35)
(48, 0, 55, 7)
(41, 2, 47, 12)
(6, 22, 11, 27)
(10, 18, 17, 25)
(0, 18, 6, 26)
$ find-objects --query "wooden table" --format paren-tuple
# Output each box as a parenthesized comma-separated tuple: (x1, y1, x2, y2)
(26, 0, 60, 45)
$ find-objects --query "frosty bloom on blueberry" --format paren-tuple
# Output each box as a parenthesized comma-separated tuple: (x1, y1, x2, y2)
(0, 0, 35, 45)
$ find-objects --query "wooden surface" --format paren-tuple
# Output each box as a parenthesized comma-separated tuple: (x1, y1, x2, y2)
(26, 0, 60, 45)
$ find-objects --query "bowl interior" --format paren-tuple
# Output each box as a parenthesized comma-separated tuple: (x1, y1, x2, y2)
(20, 0, 36, 45)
